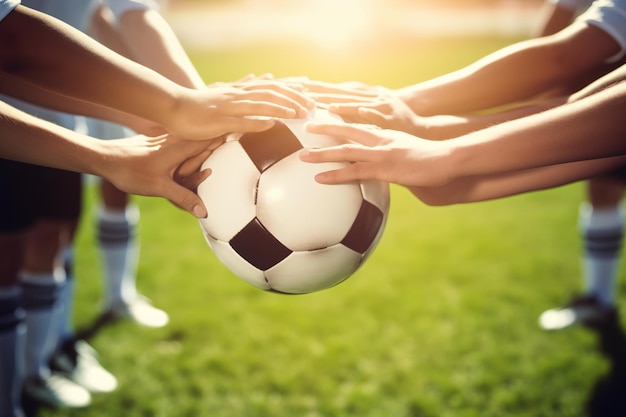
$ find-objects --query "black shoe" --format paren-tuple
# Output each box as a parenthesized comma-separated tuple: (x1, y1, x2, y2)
(539, 294, 617, 331)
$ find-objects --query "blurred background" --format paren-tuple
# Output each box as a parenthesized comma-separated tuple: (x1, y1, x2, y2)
(165, 0, 543, 50)
(36, 1, 626, 417)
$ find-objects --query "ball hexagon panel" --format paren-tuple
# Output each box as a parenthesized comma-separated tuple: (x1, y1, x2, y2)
(198, 141, 259, 241)
(360, 179, 391, 214)
(257, 152, 362, 252)
(265, 244, 363, 294)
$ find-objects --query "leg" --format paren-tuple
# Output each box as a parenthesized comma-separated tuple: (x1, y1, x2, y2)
(0, 158, 39, 417)
(580, 178, 624, 306)
(89, 117, 168, 328)
(0, 233, 26, 417)
(20, 219, 91, 409)
(98, 178, 168, 327)
(539, 177, 623, 330)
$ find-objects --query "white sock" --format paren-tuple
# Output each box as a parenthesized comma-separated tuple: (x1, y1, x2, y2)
(20, 272, 64, 381)
(97, 204, 140, 308)
(0, 286, 25, 417)
(579, 202, 624, 307)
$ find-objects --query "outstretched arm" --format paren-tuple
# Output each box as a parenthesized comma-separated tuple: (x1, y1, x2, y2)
(90, 4, 205, 89)
(300, 80, 626, 203)
(0, 99, 215, 217)
(396, 22, 620, 115)
(0, 5, 313, 140)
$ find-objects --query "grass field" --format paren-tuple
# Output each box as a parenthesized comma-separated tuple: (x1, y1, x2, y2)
(38, 35, 626, 417)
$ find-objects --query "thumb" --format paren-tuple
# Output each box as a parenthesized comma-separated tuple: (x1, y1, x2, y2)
(163, 183, 208, 218)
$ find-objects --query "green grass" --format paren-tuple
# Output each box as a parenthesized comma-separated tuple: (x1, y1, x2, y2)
(40, 35, 624, 417)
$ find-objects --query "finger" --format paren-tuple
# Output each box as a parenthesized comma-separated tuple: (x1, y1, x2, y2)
(326, 103, 363, 120)
(229, 117, 276, 133)
(299, 144, 374, 164)
(309, 93, 377, 105)
(175, 147, 214, 178)
(230, 100, 310, 119)
(306, 122, 383, 147)
(302, 80, 379, 97)
(357, 107, 388, 127)
(313, 163, 377, 184)
(163, 183, 208, 218)
(241, 84, 315, 109)
(177, 168, 212, 191)
(235, 73, 258, 83)
(232, 88, 314, 116)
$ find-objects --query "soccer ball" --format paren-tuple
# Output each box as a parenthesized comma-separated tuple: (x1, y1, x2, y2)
(197, 109, 390, 294)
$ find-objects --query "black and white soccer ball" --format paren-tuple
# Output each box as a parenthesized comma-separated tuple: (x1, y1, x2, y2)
(198, 109, 390, 294)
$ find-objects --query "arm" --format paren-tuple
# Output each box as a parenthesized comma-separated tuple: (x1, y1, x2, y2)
(90, 4, 205, 89)
(0, 72, 166, 135)
(396, 22, 620, 116)
(0, 5, 313, 140)
(328, 93, 566, 140)
(299, 80, 626, 198)
(0, 5, 182, 123)
(409, 157, 626, 206)
(0, 100, 216, 217)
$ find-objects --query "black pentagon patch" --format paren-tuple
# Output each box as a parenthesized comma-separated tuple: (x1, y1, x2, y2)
(239, 121, 303, 172)
(341, 200, 384, 254)
(230, 218, 292, 270)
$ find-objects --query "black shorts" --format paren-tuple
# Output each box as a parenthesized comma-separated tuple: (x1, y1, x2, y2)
(0, 158, 82, 233)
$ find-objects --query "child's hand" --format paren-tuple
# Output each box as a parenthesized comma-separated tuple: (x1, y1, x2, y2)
(168, 82, 315, 140)
(299, 121, 451, 188)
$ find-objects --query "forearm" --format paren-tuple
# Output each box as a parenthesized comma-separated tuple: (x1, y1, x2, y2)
(411, 157, 626, 206)
(117, 9, 206, 89)
(0, 101, 107, 175)
(446, 81, 626, 180)
(398, 24, 617, 116)
(397, 41, 560, 115)
(0, 5, 182, 127)
(0, 72, 159, 131)
(424, 97, 565, 140)
(568, 63, 626, 101)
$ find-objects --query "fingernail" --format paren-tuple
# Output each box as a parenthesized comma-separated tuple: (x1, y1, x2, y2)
(192, 204, 207, 218)
(314, 172, 327, 183)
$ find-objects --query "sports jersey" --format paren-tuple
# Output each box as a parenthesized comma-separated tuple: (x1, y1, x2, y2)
(22, 0, 96, 28)
(577, 0, 626, 61)
(549, 0, 594, 13)
(104, 0, 159, 23)
(0, 0, 19, 21)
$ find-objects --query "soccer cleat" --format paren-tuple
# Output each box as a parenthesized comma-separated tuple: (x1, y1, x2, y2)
(538, 295, 617, 331)
(51, 339, 117, 393)
(103, 295, 169, 328)
(22, 373, 91, 408)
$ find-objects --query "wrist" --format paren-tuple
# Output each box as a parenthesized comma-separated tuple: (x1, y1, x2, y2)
(396, 87, 430, 115)
(78, 137, 112, 178)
